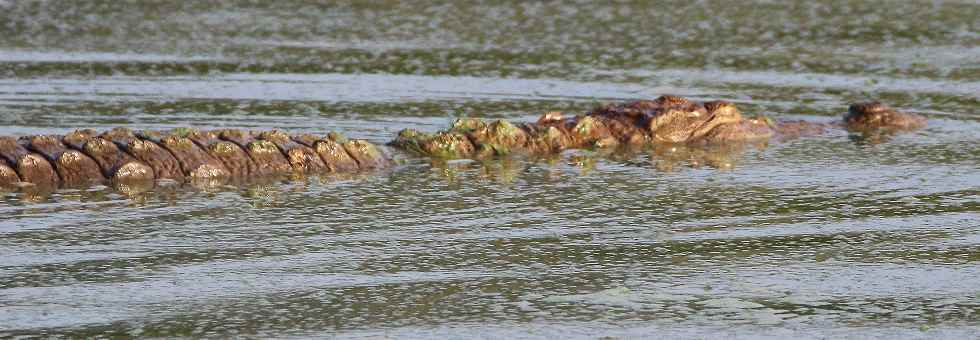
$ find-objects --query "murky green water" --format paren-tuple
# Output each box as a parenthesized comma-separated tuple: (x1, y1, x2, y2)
(0, 1, 978, 338)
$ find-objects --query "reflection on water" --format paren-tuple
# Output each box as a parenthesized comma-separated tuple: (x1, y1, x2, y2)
(644, 142, 760, 172)
(0, 0, 978, 338)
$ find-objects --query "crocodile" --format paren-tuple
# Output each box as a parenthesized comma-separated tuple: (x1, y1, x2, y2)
(0, 96, 925, 191)
(389, 96, 926, 159)
(0, 128, 390, 191)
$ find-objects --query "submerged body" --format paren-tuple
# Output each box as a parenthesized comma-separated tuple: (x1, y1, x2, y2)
(390, 96, 926, 159)
(0, 128, 390, 190)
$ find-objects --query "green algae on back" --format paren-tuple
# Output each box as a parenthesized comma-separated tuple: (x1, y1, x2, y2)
(449, 117, 488, 133)
(342, 139, 390, 169)
(467, 120, 529, 156)
(419, 131, 475, 159)
(390, 129, 476, 159)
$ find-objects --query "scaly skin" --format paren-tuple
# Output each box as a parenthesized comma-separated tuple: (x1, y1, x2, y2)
(390, 96, 926, 159)
(0, 128, 391, 190)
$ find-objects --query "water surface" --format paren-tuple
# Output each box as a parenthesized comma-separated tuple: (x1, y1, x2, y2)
(0, 1, 978, 338)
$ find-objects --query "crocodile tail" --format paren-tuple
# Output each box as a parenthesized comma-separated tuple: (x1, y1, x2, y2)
(0, 128, 392, 190)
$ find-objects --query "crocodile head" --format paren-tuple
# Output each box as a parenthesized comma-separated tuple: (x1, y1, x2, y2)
(699, 114, 775, 143)
(844, 102, 926, 131)
(647, 98, 744, 143)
